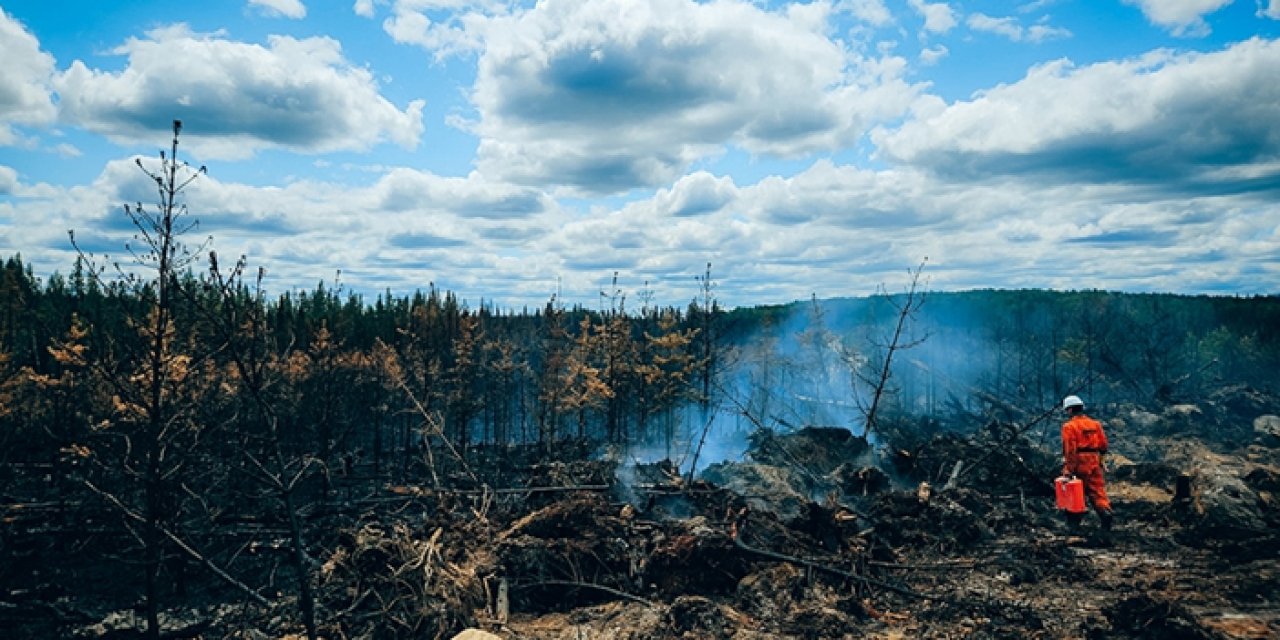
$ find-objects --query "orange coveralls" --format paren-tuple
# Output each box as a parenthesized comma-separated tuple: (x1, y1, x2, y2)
(1061, 414, 1112, 513)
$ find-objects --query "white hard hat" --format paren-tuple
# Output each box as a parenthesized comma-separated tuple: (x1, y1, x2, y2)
(1062, 395, 1085, 410)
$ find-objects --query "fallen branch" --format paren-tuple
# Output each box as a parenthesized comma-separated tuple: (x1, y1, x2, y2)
(84, 480, 271, 607)
(382, 484, 610, 498)
(866, 560, 977, 571)
(512, 580, 654, 608)
(730, 521, 930, 601)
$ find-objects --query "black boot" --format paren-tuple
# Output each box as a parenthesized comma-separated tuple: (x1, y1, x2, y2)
(1066, 512, 1083, 534)
(1093, 510, 1115, 547)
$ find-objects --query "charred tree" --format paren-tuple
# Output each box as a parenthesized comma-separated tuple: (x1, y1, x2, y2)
(858, 259, 928, 439)
(69, 120, 209, 640)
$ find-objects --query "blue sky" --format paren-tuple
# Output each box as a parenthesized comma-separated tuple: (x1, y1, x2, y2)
(1, 0, 1278, 309)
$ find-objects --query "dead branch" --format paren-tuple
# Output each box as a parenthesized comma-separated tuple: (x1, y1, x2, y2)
(378, 484, 610, 500)
(730, 519, 930, 601)
(512, 580, 654, 608)
(390, 373, 479, 486)
(865, 560, 977, 571)
(83, 480, 271, 607)
(861, 259, 928, 439)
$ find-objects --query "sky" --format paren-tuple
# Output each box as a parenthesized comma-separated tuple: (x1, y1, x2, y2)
(1, 0, 1278, 310)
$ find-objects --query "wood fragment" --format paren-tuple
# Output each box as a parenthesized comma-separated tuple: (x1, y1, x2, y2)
(496, 578, 509, 623)
(730, 523, 931, 601)
(513, 580, 654, 608)
(83, 480, 271, 607)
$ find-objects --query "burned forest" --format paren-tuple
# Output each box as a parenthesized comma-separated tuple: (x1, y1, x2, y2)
(1, 141, 1279, 638)
(4, 247, 1280, 639)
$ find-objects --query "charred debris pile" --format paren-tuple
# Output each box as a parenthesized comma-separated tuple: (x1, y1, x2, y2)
(2, 386, 1280, 637)
(328, 389, 1280, 640)
(20, 388, 1274, 639)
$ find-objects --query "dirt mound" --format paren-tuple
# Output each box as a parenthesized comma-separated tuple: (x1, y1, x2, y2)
(889, 421, 1059, 498)
(698, 462, 811, 521)
(746, 426, 871, 476)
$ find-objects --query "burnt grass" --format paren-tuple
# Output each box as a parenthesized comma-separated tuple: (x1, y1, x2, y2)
(4, 392, 1280, 639)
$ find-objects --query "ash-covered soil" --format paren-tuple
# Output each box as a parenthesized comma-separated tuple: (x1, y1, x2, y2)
(8, 387, 1280, 639)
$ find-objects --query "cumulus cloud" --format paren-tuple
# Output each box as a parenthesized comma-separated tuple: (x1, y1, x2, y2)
(0, 9, 57, 145)
(354, 0, 376, 18)
(1261, 0, 1280, 19)
(652, 172, 738, 218)
(874, 37, 1280, 193)
(54, 24, 424, 159)
(967, 13, 1071, 42)
(382, 0, 507, 58)
(1123, 0, 1233, 36)
(462, 0, 922, 193)
(7, 143, 1277, 308)
(249, 0, 307, 19)
(908, 0, 957, 34)
(372, 167, 551, 218)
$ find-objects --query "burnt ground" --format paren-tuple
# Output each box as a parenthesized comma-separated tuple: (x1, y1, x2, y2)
(4, 389, 1280, 639)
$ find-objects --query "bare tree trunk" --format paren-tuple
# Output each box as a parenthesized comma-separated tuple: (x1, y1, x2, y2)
(862, 260, 928, 439)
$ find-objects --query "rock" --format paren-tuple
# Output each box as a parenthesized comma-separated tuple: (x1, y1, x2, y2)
(1254, 415, 1280, 444)
(451, 629, 503, 640)
(1124, 409, 1161, 430)
(1110, 461, 1181, 488)
(1162, 404, 1202, 428)
(1193, 467, 1268, 537)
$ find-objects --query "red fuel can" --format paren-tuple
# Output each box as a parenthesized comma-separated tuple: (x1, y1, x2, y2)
(1055, 476, 1086, 513)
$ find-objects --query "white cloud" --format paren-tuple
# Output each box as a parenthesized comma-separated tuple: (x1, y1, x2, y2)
(249, 0, 307, 19)
(875, 38, 1280, 191)
(651, 171, 738, 218)
(0, 9, 57, 145)
(1123, 0, 1233, 36)
(354, 0, 376, 18)
(53, 25, 425, 159)
(920, 44, 949, 65)
(836, 0, 893, 26)
(1026, 24, 1072, 42)
(1261, 0, 1280, 19)
(382, 0, 509, 58)
(6, 144, 1277, 309)
(908, 0, 957, 34)
(371, 167, 552, 218)
(0, 165, 17, 194)
(967, 13, 1071, 42)
(1018, 0, 1059, 13)
(463, 0, 922, 193)
(967, 13, 1022, 39)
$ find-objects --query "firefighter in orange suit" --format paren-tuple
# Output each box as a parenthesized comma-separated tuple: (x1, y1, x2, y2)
(1061, 395, 1113, 533)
